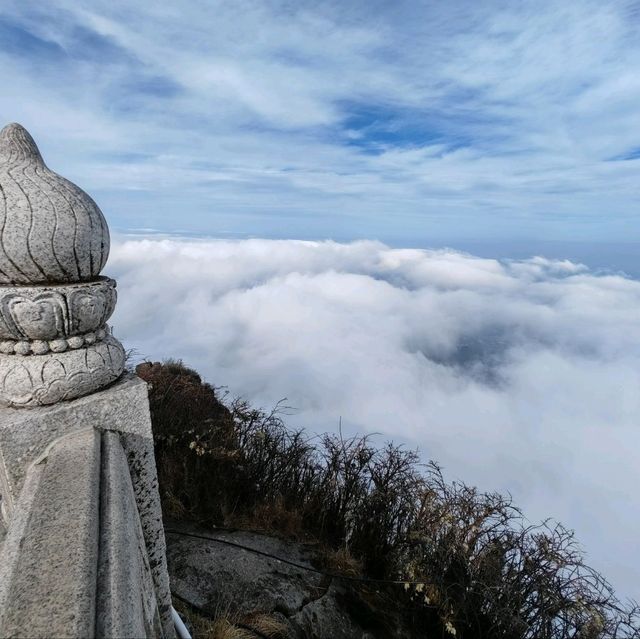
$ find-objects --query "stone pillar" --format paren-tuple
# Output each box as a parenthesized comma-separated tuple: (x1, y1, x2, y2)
(0, 124, 175, 638)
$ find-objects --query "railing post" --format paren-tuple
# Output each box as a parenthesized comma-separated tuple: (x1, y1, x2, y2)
(0, 123, 175, 638)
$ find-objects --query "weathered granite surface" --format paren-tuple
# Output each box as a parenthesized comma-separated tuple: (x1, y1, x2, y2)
(0, 428, 101, 638)
(167, 522, 412, 639)
(0, 376, 175, 638)
(0, 123, 109, 285)
(0, 452, 46, 628)
(97, 431, 165, 638)
(121, 428, 174, 635)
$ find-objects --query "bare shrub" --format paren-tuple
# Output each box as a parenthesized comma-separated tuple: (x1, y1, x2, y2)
(229, 496, 305, 539)
(400, 463, 640, 638)
(141, 361, 639, 638)
(137, 360, 241, 525)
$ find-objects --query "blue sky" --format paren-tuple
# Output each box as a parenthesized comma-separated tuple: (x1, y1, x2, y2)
(1, 1, 640, 254)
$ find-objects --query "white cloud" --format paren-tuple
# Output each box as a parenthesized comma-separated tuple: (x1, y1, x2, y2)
(108, 236, 640, 598)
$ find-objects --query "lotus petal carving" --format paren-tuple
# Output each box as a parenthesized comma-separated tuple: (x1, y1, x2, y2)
(0, 278, 116, 341)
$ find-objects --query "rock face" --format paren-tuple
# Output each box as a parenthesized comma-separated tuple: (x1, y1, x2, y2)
(166, 522, 413, 639)
(0, 123, 124, 407)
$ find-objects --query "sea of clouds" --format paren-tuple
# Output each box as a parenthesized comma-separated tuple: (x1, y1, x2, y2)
(109, 236, 640, 598)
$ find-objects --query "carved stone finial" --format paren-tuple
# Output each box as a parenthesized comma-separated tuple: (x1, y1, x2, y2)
(0, 123, 44, 164)
(0, 122, 110, 285)
(0, 123, 124, 407)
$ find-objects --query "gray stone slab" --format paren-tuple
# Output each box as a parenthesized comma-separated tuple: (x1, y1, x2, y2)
(0, 374, 175, 638)
(97, 431, 164, 638)
(0, 457, 44, 624)
(122, 431, 175, 637)
(0, 373, 152, 509)
(0, 428, 101, 638)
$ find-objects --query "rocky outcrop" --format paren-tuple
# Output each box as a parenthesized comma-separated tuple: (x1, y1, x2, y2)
(166, 522, 414, 639)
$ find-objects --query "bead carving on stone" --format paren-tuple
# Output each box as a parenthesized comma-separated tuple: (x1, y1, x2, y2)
(0, 325, 109, 356)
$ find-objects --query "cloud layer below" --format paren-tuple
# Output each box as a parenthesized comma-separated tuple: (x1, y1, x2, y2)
(109, 236, 640, 598)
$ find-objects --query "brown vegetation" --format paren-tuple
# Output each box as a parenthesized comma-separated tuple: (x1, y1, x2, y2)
(139, 360, 640, 639)
(173, 599, 288, 639)
(315, 545, 363, 579)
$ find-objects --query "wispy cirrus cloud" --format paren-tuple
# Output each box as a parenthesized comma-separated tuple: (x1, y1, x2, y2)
(0, 1, 639, 243)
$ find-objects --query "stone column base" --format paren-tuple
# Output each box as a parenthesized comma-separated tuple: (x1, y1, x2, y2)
(0, 334, 125, 408)
(0, 374, 174, 638)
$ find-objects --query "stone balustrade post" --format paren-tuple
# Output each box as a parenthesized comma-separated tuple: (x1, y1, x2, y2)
(0, 123, 175, 638)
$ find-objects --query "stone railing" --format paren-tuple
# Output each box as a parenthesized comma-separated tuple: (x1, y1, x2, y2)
(0, 123, 175, 638)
